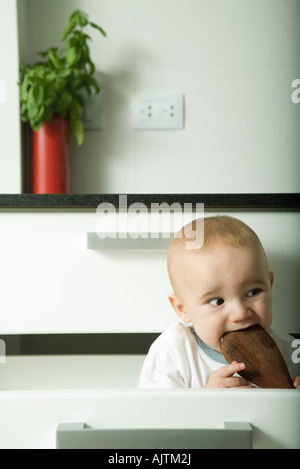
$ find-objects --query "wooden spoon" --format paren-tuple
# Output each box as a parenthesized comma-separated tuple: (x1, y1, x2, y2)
(220, 324, 294, 388)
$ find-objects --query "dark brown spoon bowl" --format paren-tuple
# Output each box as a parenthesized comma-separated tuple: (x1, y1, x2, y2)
(220, 324, 294, 388)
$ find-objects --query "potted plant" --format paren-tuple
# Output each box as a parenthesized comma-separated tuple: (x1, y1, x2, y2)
(19, 9, 106, 193)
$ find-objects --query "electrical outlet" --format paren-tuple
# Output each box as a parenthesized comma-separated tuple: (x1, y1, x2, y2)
(163, 102, 176, 120)
(131, 94, 184, 130)
(140, 102, 155, 121)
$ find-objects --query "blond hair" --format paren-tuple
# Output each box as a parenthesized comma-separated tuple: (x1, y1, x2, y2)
(167, 215, 268, 297)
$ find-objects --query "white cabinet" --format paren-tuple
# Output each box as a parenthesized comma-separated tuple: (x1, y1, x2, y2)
(0, 208, 299, 334)
(0, 206, 299, 450)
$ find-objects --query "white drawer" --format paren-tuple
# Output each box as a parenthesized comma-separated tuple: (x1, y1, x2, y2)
(0, 388, 298, 449)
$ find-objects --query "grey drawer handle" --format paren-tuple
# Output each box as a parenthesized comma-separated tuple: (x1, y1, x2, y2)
(87, 232, 174, 249)
(56, 421, 252, 449)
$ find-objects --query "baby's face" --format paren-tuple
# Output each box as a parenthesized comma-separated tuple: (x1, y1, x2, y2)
(177, 242, 274, 353)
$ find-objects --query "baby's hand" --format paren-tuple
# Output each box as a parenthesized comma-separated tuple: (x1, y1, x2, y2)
(293, 376, 300, 389)
(205, 361, 254, 388)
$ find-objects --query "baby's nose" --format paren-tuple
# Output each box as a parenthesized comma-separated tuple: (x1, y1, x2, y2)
(229, 302, 252, 322)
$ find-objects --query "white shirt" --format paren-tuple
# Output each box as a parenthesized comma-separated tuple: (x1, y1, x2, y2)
(138, 322, 299, 389)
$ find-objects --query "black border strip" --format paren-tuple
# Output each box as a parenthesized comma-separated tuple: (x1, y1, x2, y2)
(0, 333, 160, 355)
(0, 193, 299, 209)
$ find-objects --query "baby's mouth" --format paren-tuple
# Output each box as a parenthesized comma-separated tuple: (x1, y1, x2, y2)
(220, 324, 258, 343)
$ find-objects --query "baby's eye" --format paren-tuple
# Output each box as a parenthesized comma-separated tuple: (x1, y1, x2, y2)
(247, 288, 262, 297)
(209, 298, 224, 306)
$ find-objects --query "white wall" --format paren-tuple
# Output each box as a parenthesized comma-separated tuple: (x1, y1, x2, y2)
(0, 0, 21, 193)
(18, 0, 300, 194)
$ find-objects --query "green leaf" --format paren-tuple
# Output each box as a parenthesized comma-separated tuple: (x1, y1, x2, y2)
(88, 61, 95, 75)
(61, 19, 76, 41)
(20, 75, 29, 101)
(19, 8, 106, 146)
(27, 87, 38, 109)
(90, 22, 107, 37)
(38, 47, 59, 58)
(43, 108, 54, 122)
(62, 10, 88, 40)
(53, 77, 65, 92)
(70, 119, 84, 146)
(81, 44, 90, 61)
(31, 123, 41, 131)
(58, 68, 73, 78)
(69, 97, 84, 145)
(48, 48, 63, 69)
(56, 91, 72, 113)
(28, 104, 41, 123)
(32, 84, 44, 105)
(70, 98, 83, 121)
(88, 76, 100, 93)
(82, 33, 91, 42)
(77, 11, 88, 27)
(66, 47, 78, 67)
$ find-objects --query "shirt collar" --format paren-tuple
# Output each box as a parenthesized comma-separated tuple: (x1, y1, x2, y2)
(191, 328, 228, 365)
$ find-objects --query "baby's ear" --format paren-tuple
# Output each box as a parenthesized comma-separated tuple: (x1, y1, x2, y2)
(168, 293, 191, 323)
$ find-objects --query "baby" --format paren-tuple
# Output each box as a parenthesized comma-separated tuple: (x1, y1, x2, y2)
(139, 215, 300, 389)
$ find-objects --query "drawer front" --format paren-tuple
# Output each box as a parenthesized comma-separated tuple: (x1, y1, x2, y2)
(0, 389, 299, 449)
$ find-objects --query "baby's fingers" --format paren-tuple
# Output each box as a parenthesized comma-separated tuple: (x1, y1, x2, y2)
(218, 361, 246, 378)
(293, 376, 300, 389)
(223, 376, 253, 388)
(206, 361, 253, 388)
(218, 362, 254, 387)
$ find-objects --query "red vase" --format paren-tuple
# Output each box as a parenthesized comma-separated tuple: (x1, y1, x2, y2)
(32, 115, 70, 194)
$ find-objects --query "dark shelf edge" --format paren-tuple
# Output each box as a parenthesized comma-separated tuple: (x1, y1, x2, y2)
(1, 332, 299, 355)
(1, 333, 160, 355)
(0, 193, 299, 209)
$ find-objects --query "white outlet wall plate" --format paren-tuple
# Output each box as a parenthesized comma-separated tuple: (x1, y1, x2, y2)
(131, 93, 184, 130)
